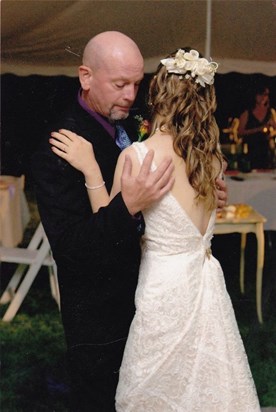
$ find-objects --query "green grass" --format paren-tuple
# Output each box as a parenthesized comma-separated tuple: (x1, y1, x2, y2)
(0, 284, 70, 411)
(239, 318, 276, 407)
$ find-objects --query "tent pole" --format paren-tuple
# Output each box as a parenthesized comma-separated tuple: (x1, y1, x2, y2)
(205, 0, 212, 59)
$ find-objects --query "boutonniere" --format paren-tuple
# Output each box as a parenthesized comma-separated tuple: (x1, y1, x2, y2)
(134, 115, 151, 142)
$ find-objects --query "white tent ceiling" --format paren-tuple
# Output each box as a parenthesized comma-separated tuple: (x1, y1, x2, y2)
(1, 0, 276, 77)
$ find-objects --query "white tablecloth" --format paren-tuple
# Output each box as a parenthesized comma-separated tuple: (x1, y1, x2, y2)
(0, 175, 30, 247)
(225, 171, 276, 230)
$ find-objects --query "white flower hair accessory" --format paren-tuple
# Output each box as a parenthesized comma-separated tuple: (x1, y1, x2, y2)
(160, 49, 218, 87)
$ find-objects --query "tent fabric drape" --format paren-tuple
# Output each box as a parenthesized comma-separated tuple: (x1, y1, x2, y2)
(1, 0, 276, 77)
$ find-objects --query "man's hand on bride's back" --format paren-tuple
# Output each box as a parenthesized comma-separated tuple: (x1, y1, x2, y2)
(215, 160, 228, 211)
(215, 170, 228, 212)
(121, 150, 175, 216)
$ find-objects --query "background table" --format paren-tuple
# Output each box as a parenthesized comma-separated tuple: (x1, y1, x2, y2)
(0, 176, 30, 247)
(214, 208, 266, 323)
(225, 171, 276, 231)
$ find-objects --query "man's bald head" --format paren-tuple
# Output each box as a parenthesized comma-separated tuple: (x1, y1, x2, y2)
(79, 31, 144, 120)
(83, 31, 143, 71)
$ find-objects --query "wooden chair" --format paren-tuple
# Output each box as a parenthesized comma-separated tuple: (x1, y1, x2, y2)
(0, 222, 60, 321)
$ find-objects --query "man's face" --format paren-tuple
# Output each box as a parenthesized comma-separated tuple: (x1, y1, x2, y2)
(86, 58, 144, 121)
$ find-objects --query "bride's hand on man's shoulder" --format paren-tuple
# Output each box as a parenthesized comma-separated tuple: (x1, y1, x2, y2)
(49, 129, 96, 173)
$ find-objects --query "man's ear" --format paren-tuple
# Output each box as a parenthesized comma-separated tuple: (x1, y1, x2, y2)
(79, 65, 92, 90)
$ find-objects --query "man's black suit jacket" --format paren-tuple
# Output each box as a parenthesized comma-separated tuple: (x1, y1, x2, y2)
(31, 100, 141, 348)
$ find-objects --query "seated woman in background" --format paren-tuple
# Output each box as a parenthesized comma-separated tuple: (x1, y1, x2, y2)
(238, 84, 276, 169)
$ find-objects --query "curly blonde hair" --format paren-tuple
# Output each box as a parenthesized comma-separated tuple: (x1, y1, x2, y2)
(148, 50, 223, 210)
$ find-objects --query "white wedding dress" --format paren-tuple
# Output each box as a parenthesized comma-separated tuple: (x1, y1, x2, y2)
(115, 142, 260, 412)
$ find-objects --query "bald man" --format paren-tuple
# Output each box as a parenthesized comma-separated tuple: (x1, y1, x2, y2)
(31, 31, 175, 411)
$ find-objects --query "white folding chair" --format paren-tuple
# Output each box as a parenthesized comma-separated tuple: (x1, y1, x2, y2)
(0, 222, 60, 322)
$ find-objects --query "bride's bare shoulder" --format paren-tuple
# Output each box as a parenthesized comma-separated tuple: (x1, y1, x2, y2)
(144, 131, 173, 151)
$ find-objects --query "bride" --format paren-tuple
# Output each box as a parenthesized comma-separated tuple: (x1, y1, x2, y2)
(50, 48, 260, 411)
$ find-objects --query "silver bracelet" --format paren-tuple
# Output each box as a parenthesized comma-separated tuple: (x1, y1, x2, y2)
(85, 181, 105, 190)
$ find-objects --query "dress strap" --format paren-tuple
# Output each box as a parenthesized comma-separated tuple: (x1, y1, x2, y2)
(132, 142, 157, 171)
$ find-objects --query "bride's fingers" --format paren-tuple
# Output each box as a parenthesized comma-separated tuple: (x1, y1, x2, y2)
(58, 129, 76, 141)
(58, 129, 85, 142)
(50, 130, 77, 144)
(49, 137, 69, 153)
(51, 145, 67, 158)
(50, 132, 70, 145)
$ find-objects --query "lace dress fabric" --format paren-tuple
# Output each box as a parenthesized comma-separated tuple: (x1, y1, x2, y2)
(115, 142, 260, 412)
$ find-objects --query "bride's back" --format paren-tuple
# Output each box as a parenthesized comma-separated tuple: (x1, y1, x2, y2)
(130, 131, 219, 237)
